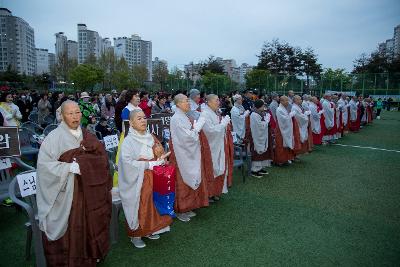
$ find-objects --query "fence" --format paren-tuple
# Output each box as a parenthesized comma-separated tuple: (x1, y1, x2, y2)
(2, 72, 400, 98)
(144, 72, 400, 97)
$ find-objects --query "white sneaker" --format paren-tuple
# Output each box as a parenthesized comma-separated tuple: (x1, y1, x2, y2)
(146, 234, 160, 240)
(288, 160, 292, 164)
(131, 237, 146, 248)
(176, 213, 190, 222)
(185, 211, 196, 217)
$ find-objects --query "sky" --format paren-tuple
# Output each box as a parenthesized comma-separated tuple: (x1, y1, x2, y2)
(3, 0, 400, 71)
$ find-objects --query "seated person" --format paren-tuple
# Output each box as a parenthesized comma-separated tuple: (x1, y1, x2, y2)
(95, 117, 113, 138)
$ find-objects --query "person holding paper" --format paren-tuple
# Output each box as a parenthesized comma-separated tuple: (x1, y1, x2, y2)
(169, 94, 210, 222)
(249, 99, 270, 178)
(200, 94, 233, 195)
(230, 94, 250, 143)
(309, 97, 324, 145)
(274, 96, 295, 165)
(292, 95, 311, 155)
(118, 109, 173, 248)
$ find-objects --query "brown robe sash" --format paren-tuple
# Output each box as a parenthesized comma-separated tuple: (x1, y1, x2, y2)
(42, 129, 112, 267)
(125, 137, 173, 237)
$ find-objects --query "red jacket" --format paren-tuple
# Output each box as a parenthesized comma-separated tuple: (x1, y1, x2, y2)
(139, 100, 152, 118)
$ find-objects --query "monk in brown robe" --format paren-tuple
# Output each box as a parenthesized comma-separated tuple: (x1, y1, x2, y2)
(37, 100, 112, 266)
(118, 109, 173, 248)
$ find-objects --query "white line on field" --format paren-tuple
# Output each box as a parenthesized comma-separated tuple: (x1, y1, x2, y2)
(333, 144, 400, 153)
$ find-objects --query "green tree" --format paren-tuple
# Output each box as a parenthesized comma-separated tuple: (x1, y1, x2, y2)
(298, 47, 322, 90)
(257, 39, 302, 75)
(112, 57, 135, 90)
(245, 69, 270, 90)
(98, 50, 117, 89)
(199, 55, 225, 75)
(201, 71, 236, 94)
(131, 64, 148, 86)
(153, 62, 169, 90)
(70, 64, 103, 92)
(320, 68, 351, 90)
(0, 65, 22, 82)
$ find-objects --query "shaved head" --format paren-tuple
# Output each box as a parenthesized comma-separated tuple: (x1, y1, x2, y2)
(174, 93, 187, 105)
(61, 100, 82, 130)
(206, 94, 218, 102)
(206, 94, 219, 112)
(280, 96, 289, 108)
(60, 100, 79, 114)
(174, 93, 190, 113)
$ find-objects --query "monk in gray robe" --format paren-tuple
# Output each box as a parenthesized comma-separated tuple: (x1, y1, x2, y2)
(37, 100, 112, 266)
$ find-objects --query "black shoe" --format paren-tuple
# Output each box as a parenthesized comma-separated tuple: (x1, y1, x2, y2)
(258, 169, 269, 175)
(251, 171, 263, 178)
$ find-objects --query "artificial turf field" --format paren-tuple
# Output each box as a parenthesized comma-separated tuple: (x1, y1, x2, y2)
(1, 110, 399, 267)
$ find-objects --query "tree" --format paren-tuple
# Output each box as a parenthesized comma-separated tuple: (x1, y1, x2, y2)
(170, 66, 183, 79)
(0, 65, 22, 82)
(320, 68, 351, 90)
(199, 55, 225, 75)
(298, 47, 322, 90)
(245, 69, 270, 90)
(131, 64, 148, 86)
(98, 50, 117, 89)
(85, 53, 98, 66)
(352, 53, 369, 73)
(153, 62, 169, 89)
(112, 57, 135, 90)
(257, 39, 302, 75)
(70, 64, 103, 91)
(201, 71, 237, 94)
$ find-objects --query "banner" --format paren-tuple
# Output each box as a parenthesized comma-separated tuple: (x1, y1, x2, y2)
(0, 127, 21, 157)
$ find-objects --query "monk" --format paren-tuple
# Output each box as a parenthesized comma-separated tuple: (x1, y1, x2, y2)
(292, 95, 311, 155)
(337, 94, 348, 136)
(169, 94, 210, 222)
(118, 109, 173, 248)
(321, 93, 335, 144)
(249, 99, 270, 178)
(37, 100, 112, 266)
(274, 96, 295, 165)
(200, 94, 233, 194)
(309, 96, 324, 145)
(349, 96, 359, 132)
(230, 94, 250, 143)
(269, 92, 279, 121)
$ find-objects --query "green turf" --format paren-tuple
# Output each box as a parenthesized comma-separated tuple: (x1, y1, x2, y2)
(1, 111, 399, 267)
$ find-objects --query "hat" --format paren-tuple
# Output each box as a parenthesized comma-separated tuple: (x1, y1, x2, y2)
(80, 92, 90, 98)
(189, 89, 200, 99)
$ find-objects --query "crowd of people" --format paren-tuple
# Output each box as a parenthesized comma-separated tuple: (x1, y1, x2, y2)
(0, 87, 381, 266)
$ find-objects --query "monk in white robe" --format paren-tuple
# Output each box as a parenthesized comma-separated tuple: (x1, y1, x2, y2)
(249, 99, 270, 178)
(292, 95, 311, 155)
(321, 94, 335, 144)
(309, 97, 324, 145)
(338, 94, 348, 134)
(269, 93, 279, 121)
(274, 96, 295, 165)
(349, 96, 359, 132)
(37, 100, 111, 266)
(170, 94, 210, 222)
(230, 94, 250, 143)
(187, 88, 202, 120)
(200, 94, 233, 194)
(118, 110, 172, 248)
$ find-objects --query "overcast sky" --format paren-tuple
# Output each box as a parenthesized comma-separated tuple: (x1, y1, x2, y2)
(4, 0, 400, 71)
